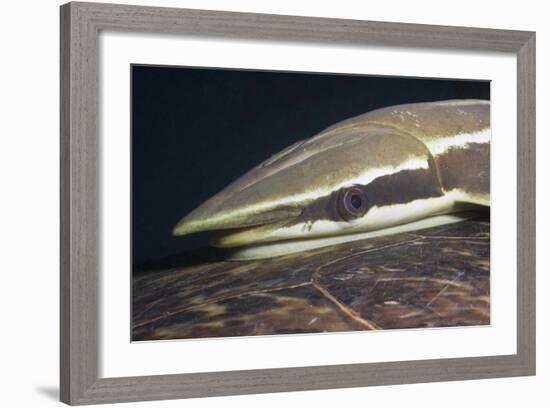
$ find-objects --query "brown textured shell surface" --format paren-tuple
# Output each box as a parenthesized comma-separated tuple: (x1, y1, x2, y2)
(133, 219, 489, 341)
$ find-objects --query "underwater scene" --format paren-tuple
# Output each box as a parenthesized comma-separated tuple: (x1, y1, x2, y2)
(132, 65, 490, 341)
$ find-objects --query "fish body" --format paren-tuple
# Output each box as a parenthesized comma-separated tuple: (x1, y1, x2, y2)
(173, 100, 490, 260)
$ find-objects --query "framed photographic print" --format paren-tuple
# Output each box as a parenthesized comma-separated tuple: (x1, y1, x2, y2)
(60, 1, 536, 405)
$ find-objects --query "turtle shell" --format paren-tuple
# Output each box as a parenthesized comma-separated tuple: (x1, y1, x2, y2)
(132, 220, 489, 341)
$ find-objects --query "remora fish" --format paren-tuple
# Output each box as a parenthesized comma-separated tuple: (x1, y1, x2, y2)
(173, 100, 490, 260)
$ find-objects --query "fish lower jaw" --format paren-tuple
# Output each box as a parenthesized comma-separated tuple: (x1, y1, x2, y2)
(222, 212, 477, 261)
(208, 222, 286, 248)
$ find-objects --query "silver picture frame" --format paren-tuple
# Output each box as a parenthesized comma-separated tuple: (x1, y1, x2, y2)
(60, 2, 536, 405)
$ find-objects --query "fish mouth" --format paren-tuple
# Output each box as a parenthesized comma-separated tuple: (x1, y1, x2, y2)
(172, 201, 304, 249)
(172, 198, 303, 235)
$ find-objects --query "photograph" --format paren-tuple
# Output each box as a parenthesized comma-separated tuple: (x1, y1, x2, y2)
(131, 65, 491, 341)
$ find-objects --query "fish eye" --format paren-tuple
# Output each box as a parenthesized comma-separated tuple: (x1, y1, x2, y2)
(337, 186, 368, 221)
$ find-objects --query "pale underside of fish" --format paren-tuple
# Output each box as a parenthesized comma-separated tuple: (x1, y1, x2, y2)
(173, 99, 490, 260)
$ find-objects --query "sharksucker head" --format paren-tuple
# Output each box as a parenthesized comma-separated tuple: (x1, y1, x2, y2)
(173, 100, 490, 260)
